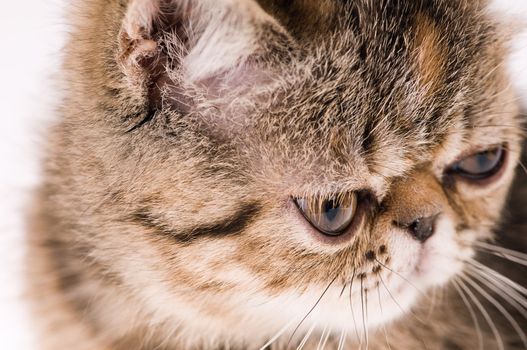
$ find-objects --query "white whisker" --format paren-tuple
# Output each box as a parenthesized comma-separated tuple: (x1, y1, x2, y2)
(495, 254, 527, 267)
(375, 258, 428, 300)
(426, 286, 438, 319)
(472, 241, 527, 265)
(467, 259, 527, 296)
(154, 320, 181, 350)
(377, 287, 392, 350)
(464, 275, 527, 349)
(337, 328, 347, 350)
(457, 275, 505, 350)
(258, 318, 296, 350)
(316, 325, 329, 350)
(378, 274, 425, 325)
(360, 278, 369, 350)
(452, 279, 484, 350)
(462, 273, 527, 349)
(296, 323, 316, 350)
(465, 264, 527, 317)
(287, 275, 339, 347)
(348, 271, 361, 344)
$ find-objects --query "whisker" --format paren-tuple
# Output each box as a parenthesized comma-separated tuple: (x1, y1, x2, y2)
(462, 273, 527, 349)
(465, 264, 527, 316)
(457, 275, 505, 350)
(153, 320, 181, 350)
(296, 323, 317, 350)
(377, 286, 392, 350)
(502, 144, 527, 176)
(337, 328, 347, 350)
(419, 336, 431, 350)
(287, 274, 339, 348)
(426, 286, 438, 319)
(477, 249, 527, 267)
(365, 288, 369, 350)
(258, 318, 296, 350)
(489, 253, 527, 267)
(378, 273, 426, 325)
(377, 271, 430, 350)
(473, 241, 527, 263)
(360, 278, 368, 350)
(374, 258, 428, 299)
(339, 281, 348, 298)
(315, 325, 329, 350)
(451, 279, 484, 350)
(348, 269, 361, 343)
(516, 158, 527, 177)
(467, 258, 527, 296)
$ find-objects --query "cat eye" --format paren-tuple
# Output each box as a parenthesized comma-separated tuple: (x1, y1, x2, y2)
(450, 146, 506, 181)
(294, 193, 357, 236)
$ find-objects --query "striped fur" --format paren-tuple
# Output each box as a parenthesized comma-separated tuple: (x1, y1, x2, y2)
(27, 0, 526, 349)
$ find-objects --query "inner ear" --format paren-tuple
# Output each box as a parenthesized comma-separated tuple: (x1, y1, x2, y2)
(118, 0, 293, 116)
(118, 0, 190, 112)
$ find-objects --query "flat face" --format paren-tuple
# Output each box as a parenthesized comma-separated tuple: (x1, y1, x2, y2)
(44, 0, 525, 348)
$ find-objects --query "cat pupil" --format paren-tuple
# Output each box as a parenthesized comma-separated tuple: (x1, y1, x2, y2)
(477, 150, 498, 171)
(323, 200, 339, 222)
(477, 154, 490, 168)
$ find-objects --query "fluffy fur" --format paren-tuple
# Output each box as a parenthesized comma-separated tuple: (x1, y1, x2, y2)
(27, 0, 526, 349)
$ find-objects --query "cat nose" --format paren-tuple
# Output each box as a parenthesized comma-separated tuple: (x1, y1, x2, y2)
(394, 213, 440, 242)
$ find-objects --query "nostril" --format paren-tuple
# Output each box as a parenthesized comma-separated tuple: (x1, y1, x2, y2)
(394, 214, 439, 242)
(409, 217, 435, 242)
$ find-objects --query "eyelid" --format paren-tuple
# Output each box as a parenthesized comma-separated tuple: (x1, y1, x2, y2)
(448, 144, 506, 166)
(454, 148, 502, 173)
(445, 144, 508, 184)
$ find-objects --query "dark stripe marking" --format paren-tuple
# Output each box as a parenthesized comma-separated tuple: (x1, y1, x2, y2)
(131, 203, 262, 243)
(361, 119, 375, 154)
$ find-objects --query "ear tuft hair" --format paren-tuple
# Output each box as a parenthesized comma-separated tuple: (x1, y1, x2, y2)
(118, 0, 293, 114)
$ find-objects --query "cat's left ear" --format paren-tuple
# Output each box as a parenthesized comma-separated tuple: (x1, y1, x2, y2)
(118, 0, 292, 109)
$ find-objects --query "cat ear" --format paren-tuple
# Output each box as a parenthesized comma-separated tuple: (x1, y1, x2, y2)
(118, 0, 291, 110)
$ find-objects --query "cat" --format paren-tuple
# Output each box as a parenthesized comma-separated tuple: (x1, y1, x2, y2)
(27, 0, 527, 349)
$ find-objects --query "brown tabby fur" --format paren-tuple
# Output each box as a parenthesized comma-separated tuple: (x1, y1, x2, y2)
(27, 0, 526, 349)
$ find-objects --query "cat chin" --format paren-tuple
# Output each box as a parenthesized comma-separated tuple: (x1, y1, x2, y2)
(252, 284, 417, 339)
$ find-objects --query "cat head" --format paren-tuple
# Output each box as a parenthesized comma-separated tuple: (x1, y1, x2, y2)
(56, 0, 523, 346)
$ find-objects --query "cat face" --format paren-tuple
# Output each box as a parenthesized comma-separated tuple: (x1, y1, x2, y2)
(56, 0, 523, 347)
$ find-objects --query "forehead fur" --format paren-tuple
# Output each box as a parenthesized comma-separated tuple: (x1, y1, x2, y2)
(236, 0, 505, 186)
(67, 0, 509, 192)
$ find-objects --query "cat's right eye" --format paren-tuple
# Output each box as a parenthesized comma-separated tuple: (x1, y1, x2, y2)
(449, 145, 506, 183)
(294, 193, 357, 236)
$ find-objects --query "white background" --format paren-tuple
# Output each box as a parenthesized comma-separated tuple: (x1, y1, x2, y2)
(1, 1, 66, 349)
(0, 1, 526, 349)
